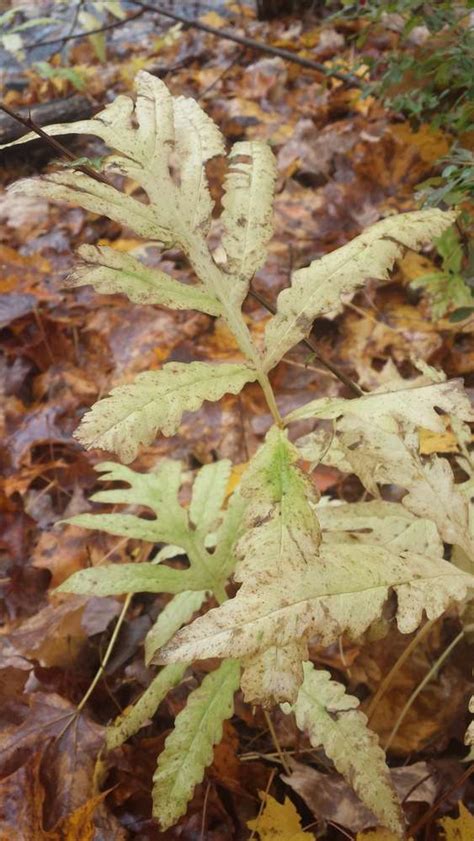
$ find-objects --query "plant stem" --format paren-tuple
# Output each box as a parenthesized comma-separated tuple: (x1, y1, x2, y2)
(77, 593, 133, 712)
(383, 624, 473, 752)
(367, 617, 437, 723)
(185, 235, 283, 426)
(249, 287, 363, 397)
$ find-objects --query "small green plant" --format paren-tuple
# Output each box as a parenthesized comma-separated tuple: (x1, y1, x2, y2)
(411, 224, 474, 320)
(346, 0, 474, 134)
(4, 73, 474, 835)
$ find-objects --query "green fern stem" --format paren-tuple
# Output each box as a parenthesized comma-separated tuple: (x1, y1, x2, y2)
(183, 234, 283, 427)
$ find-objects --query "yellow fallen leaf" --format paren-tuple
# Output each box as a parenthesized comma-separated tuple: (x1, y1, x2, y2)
(356, 831, 402, 841)
(199, 10, 227, 28)
(226, 463, 248, 498)
(398, 251, 437, 283)
(97, 238, 144, 252)
(247, 792, 315, 840)
(390, 123, 450, 164)
(438, 802, 474, 841)
(418, 426, 459, 455)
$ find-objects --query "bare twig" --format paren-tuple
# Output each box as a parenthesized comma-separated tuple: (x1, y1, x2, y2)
(249, 287, 363, 396)
(0, 101, 109, 185)
(366, 617, 437, 723)
(407, 764, 474, 838)
(383, 624, 473, 752)
(130, 0, 362, 88)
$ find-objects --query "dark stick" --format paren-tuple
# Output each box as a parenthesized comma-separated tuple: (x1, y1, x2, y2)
(0, 102, 109, 185)
(129, 0, 362, 88)
(249, 287, 363, 396)
(407, 763, 474, 838)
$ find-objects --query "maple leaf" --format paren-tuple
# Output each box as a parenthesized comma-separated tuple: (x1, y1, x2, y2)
(283, 663, 404, 836)
(247, 791, 314, 841)
(438, 802, 474, 841)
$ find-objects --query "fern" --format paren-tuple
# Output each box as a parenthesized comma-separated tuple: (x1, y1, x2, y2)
(4, 72, 473, 836)
(282, 663, 404, 835)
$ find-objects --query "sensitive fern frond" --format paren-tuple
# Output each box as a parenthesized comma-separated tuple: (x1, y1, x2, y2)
(321, 416, 474, 558)
(75, 362, 257, 463)
(145, 591, 208, 666)
(156, 542, 473, 664)
(286, 378, 474, 431)
(283, 663, 404, 837)
(152, 659, 240, 830)
(106, 663, 187, 750)
(317, 500, 443, 557)
(220, 140, 277, 304)
(263, 209, 457, 372)
(59, 459, 238, 600)
(189, 459, 232, 538)
(155, 429, 473, 680)
(67, 245, 222, 315)
(172, 95, 225, 235)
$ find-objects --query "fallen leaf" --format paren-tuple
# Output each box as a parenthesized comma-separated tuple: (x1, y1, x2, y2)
(7, 595, 120, 668)
(389, 123, 450, 165)
(247, 791, 315, 840)
(437, 802, 474, 841)
(284, 759, 436, 833)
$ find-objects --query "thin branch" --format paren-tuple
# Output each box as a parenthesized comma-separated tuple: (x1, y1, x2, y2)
(130, 0, 362, 88)
(407, 763, 474, 838)
(383, 624, 473, 753)
(77, 593, 133, 712)
(366, 617, 437, 723)
(249, 287, 363, 397)
(25, 8, 146, 50)
(0, 101, 109, 185)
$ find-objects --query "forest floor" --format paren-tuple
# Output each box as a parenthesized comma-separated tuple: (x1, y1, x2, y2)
(0, 3, 473, 839)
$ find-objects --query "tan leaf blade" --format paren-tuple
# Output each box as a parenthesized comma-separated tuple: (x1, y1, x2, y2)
(264, 209, 457, 371)
(68, 245, 222, 315)
(155, 544, 473, 663)
(75, 361, 257, 463)
(221, 140, 277, 304)
(284, 663, 404, 836)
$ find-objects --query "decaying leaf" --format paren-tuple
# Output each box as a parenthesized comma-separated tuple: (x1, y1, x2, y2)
(438, 802, 474, 841)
